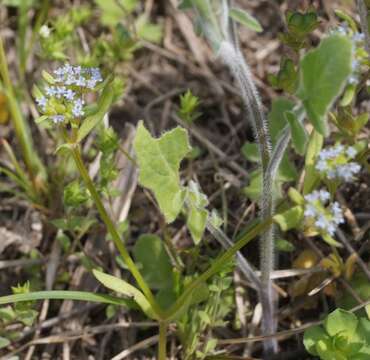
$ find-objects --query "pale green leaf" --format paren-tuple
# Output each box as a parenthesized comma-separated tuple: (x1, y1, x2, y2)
(0, 290, 129, 306)
(94, 0, 137, 25)
(92, 269, 158, 319)
(77, 82, 114, 142)
(303, 130, 323, 195)
(273, 206, 303, 231)
(187, 207, 208, 245)
(297, 35, 352, 135)
(366, 304, 370, 320)
(268, 97, 294, 143)
(241, 142, 259, 162)
(285, 110, 308, 155)
(229, 8, 262, 32)
(186, 181, 209, 244)
(136, 15, 163, 43)
(304, 325, 328, 356)
(0, 336, 10, 350)
(134, 121, 191, 223)
(132, 234, 173, 290)
(324, 309, 358, 339)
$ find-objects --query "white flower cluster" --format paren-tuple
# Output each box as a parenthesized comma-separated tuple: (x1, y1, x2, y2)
(304, 190, 344, 236)
(315, 144, 361, 182)
(331, 23, 365, 85)
(35, 64, 103, 124)
(54, 64, 103, 89)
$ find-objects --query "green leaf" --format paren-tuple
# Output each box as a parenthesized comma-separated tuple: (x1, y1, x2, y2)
(276, 238, 295, 252)
(324, 309, 358, 339)
(35, 115, 48, 124)
(133, 234, 173, 290)
(77, 80, 115, 142)
(285, 110, 308, 155)
(241, 142, 259, 162)
(304, 325, 328, 355)
(297, 35, 353, 135)
(63, 180, 89, 207)
(358, 317, 370, 344)
(229, 8, 262, 32)
(94, 0, 137, 26)
(278, 155, 298, 182)
(366, 305, 370, 320)
(136, 15, 163, 43)
(156, 287, 177, 309)
(340, 84, 356, 107)
(243, 169, 292, 200)
(165, 282, 209, 321)
(134, 121, 191, 223)
(187, 208, 208, 245)
(268, 97, 295, 143)
(186, 181, 209, 244)
(92, 269, 158, 319)
(273, 206, 303, 231)
(0, 291, 129, 307)
(0, 336, 10, 350)
(288, 187, 305, 205)
(303, 130, 323, 195)
(338, 273, 370, 314)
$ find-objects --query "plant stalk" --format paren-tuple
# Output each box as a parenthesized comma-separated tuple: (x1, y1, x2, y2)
(158, 321, 167, 360)
(218, 40, 277, 353)
(70, 145, 163, 318)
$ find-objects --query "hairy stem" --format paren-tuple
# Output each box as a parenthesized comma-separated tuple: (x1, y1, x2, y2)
(70, 145, 163, 318)
(218, 40, 277, 353)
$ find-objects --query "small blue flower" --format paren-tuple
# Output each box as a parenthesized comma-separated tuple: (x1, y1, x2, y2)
(36, 96, 47, 111)
(304, 190, 344, 236)
(63, 89, 75, 101)
(51, 115, 65, 124)
(72, 98, 85, 117)
(352, 32, 365, 44)
(315, 144, 361, 182)
(45, 86, 56, 96)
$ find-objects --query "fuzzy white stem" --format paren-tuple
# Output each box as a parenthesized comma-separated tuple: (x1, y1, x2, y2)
(218, 40, 277, 354)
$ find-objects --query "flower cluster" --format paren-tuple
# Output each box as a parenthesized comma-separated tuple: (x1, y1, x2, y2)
(304, 190, 344, 236)
(35, 63, 103, 124)
(315, 144, 361, 182)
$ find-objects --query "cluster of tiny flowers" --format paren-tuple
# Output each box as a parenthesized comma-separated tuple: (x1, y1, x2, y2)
(315, 144, 361, 182)
(53, 64, 103, 89)
(35, 64, 103, 124)
(304, 190, 344, 236)
(331, 23, 365, 85)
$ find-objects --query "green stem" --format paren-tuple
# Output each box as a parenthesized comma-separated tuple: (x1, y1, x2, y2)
(164, 218, 272, 320)
(70, 145, 163, 318)
(158, 321, 167, 360)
